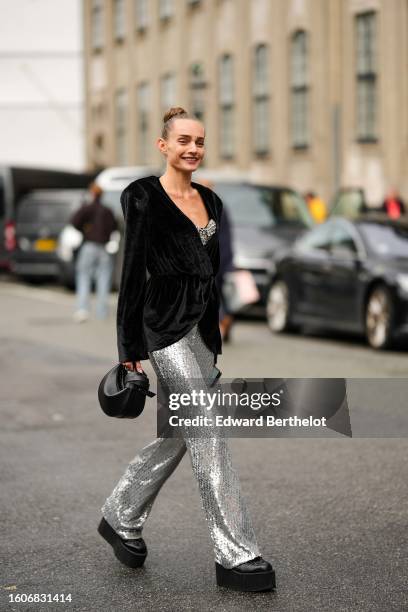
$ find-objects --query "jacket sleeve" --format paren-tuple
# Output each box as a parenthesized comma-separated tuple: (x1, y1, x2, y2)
(116, 185, 149, 362)
(212, 192, 224, 277)
(219, 206, 235, 275)
(70, 204, 89, 231)
(214, 192, 223, 223)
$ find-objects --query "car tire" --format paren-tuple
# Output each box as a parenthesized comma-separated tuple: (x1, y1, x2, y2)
(266, 279, 296, 333)
(58, 266, 75, 290)
(365, 285, 395, 349)
(21, 275, 46, 286)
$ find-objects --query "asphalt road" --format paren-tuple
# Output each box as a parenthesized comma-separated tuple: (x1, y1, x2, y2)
(0, 276, 407, 612)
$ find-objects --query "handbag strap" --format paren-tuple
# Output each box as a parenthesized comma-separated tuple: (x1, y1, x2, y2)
(117, 364, 156, 397)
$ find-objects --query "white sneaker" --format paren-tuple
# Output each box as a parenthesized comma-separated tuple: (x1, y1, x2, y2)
(73, 309, 90, 323)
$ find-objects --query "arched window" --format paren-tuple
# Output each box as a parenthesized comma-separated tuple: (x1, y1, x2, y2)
(218, 54, 234, 158)
(355, 11, 377, 142)
(189, 62, 206, 123)
(115, 89, 128, 165)
(290, 30, 309, 148)
(135, 0, 149, 31)
(91, 0, 104, 50)
(113, 0, 126, 41)
(253, 43, 270, 155)
(137, 82, 150, 164)
(160, 73, 176, 115)
(159, 0, 173, 20)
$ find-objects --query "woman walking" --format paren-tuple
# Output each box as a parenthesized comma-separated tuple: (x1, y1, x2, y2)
(98, 107, 275, 592)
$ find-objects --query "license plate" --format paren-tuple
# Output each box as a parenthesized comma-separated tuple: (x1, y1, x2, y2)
(35, 238, 57, 251)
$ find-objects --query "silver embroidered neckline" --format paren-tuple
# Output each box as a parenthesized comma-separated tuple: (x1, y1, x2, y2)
(195, 218, 216, 244)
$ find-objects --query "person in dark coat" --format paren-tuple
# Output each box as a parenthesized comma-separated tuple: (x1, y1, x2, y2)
(70, 183, 118, 321)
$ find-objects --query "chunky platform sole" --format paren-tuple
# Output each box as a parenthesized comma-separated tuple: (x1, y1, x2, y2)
(97, 517, 147, 568)
(215, 562, 276, 592)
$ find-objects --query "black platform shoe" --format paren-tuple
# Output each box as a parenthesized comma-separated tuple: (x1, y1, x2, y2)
(97, 517, 147, 568)
(215, 556, 276, 592)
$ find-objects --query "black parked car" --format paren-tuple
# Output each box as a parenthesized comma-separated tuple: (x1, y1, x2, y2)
(11, 189, 89, 282)
(266, 215, 408, 349)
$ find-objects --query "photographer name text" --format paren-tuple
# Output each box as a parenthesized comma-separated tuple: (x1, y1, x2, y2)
(168, 415, 327, 428)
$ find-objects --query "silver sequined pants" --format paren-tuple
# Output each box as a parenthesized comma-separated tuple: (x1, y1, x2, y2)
(101, 323, 261, 569)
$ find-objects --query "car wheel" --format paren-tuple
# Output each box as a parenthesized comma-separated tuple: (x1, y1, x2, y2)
(365, 285, 395, 349)
(266, 279, 294, 333)
(21, 275, 46, 285)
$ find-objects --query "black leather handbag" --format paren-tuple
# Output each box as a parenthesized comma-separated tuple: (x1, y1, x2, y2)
(98, 363, 156, 419)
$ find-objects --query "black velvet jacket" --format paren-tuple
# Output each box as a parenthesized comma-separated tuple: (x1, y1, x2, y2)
(117, 175, 223, 365)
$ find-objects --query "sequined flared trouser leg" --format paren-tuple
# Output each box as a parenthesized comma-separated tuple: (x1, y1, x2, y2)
(101, 324, 261, 569)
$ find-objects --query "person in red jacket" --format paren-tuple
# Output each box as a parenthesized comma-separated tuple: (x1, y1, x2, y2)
(381, 188, 406, 219)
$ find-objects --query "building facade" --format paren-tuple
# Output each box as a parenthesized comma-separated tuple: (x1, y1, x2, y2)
(83, 0, 408, 205)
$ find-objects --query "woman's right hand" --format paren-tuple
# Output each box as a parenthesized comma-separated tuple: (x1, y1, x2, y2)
(122, 360, 144, 373)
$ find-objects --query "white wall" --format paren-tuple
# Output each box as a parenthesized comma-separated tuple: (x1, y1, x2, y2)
(0, 0, 85, 171)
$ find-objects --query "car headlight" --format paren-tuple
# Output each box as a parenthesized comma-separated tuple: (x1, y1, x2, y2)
(18, 237, 30, 251)
(396, 274, 408, 294)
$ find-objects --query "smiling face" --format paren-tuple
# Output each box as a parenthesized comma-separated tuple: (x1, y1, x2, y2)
(157, 118, 205, 172)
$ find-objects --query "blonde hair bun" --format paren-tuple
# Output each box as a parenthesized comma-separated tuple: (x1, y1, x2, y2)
(162, 106, 188, 123)
(161, 106, 204, 139)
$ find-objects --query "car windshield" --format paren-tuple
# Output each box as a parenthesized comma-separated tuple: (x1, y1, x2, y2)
(18, 198, 80, 224)
(214, 184, 313, 229)
(358, 223, 408, 258)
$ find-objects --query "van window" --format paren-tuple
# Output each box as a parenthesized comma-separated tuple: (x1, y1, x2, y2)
(101, 190, 121, 214)
(215, 184, 272, 227)
(215, 184, 313, 229)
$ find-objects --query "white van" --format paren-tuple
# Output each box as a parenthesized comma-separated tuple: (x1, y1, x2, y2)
(95, 166, 161, 215)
